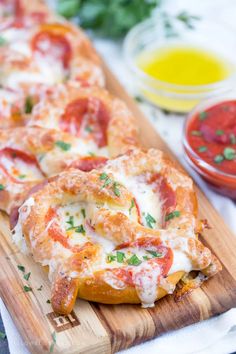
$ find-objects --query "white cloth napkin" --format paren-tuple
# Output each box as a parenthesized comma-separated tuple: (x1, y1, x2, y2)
(1, 0, 236, 353)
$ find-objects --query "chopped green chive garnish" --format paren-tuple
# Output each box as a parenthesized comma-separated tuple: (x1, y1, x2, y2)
(66, 215, 74, 230)
(55, 140, 71, 151)
(146, 250, 162, 258)
(0, 331, 6, 340)
(116, 251, 125, 263)
(81, 208, 86, 218)
(17, 265, 25, 272)
(199, 111, 207, 120)
(127, 254, 142, 266)
(23, 285, 32, 292)
(215, 129, 224, 136)
(145, 213, 156, 229)
(223, 147, 236, 161)
(24, 96, 34, 114)
(75, 225, 85, 234)
(214, 154, 224, 164)
(198, 146, 207, 153)
(142, 256, 150, 261)
(99, 172, 108, 180)
(18, 174, 26, 179)
(23, 272, 31, 281)
(165, 210, 181, 221)
(191, 130, 202, 136)
(129, 199, 135, 215)
(113, 182, 120, 197)
(0, 184, 5, 191)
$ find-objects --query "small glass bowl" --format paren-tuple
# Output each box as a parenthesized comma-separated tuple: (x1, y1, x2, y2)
(183, 94, 236, 199)
(124, 18, 236, 113)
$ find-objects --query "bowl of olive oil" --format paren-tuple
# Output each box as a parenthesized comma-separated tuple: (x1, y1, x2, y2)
(124, 18, 236, 112)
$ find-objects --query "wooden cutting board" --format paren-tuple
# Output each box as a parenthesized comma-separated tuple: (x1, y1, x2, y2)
(0, 62, 236, 354)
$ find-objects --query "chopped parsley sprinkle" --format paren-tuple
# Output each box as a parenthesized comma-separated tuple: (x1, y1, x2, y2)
(17, 265, 25, 272)
(113, 182, 120, 197)
(107, 254, 116, 262)
(134, 95, 143, 103)
(127, 254, 142, 266)
(230, 133, 236, 145)
(24, 96, 34, 114)
(0, 36, 7, 46)
(0, 331, 6, 340)
(223, 147, 236, 161)
(191, 130, 202, 136)
(129, 199, 135, 215)
(55, 140, 71, 151)
(37, 285, 43, 291)
(142, 255, 150, 261)
(146, 250, 162, 258)
(81, 208, 86, 218)
(23, 272, 31, 281)
(198, 146, 207, 153)
(215, 129, 224, 136)
(23, 285, 32, 292)
(116, 251, 125, 263)
(99, 172, 108, 180)
(165, 210, 181, 221)
(145, 213, 156, 229)
(74, 225, 85, 234)
(85, 125, 93, 132)
(50, 331, 56, 353)
(0, 184, 5, 191)
(214, 154, 224, 164)
(18, 174, 26, 179)
(66, 215, 74, 229)
(46, 299, 51, 304)
(88, 151, 96, 156)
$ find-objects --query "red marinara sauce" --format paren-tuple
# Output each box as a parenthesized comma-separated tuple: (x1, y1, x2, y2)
(184, 99, 236, 199)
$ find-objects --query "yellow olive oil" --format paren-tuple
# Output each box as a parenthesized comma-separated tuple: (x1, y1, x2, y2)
(136, 44, 233, 112)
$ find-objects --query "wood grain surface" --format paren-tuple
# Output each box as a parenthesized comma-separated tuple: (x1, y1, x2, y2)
(0, 62, 236, 354)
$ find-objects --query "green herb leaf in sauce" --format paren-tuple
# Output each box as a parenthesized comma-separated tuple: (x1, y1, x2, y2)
(165, 210, 181, 221)
(198, 146, 207, 153)
(230, 133, 236, 145)
(107, 254, 116, 263)
(0, 331, 6, 340)
(146, 250, 162, 258)
(215, 129, 224, 136)
(113, 182, 120, 197)
(23, 272, 31, 281)
(142, 255, 150, 261)
(129, 199, 135, 215)
(199, 111, 207, 121)
(23, 285, 32, 292)
(99, 172, 108, 180)
(66, 215, 74, 230)
(55, 140, 71, 151)
(191, 130, 202, 136)
(75, 224, 86, 234)
(127, 254, 142, 266)
(17, 265, 25, 272)
(214, 154, 224, 164)
(223, 147, 236, 161)
(24, 96, 34, 114)
(0, 184, 5, 191)
(145, 213, 156, 229)
(116, 251, 125, 263)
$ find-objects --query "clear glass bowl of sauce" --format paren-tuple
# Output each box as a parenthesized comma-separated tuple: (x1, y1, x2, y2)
(124, 18, 236, 113)
(183, 94, 236, 199)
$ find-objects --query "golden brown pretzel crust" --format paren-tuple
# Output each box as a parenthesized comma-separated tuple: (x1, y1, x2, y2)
(30, 84, 140, 157)
(15, 149, 221, 314)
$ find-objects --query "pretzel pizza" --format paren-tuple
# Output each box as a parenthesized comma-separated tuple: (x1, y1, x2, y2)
(13, 149, 221, 314)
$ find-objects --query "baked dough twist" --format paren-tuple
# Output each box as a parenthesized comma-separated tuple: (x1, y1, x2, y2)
(14, 149, 221, 314)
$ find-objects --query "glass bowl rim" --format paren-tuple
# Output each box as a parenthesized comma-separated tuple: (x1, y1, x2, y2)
(123, 18, 236, 92)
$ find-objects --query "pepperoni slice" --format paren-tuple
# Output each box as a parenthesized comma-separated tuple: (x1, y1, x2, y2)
(146, 173, 176, 227)
(59, 98, 110, 147)
(111, 238, 173, 287)
(32, 29, 72, 68)
(0, 147, 43, 183)
(69, 156, 108, 172)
